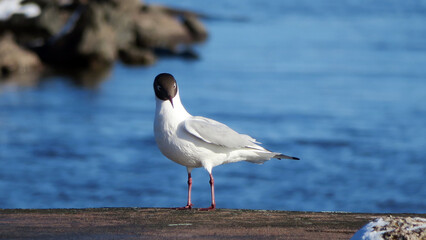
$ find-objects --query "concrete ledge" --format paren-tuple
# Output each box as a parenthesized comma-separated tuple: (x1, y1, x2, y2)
(1, 208, 425, 239)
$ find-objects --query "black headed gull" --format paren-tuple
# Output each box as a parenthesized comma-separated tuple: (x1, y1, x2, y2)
(153, 73, 299, 210)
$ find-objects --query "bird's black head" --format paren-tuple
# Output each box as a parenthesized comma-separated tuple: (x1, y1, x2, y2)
(154, 73, 178, 107)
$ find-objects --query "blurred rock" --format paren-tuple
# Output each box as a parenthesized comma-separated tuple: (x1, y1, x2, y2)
(0, 0, 71, 45)
(36, 0, 140, 68)
(119, 47, 156, 65)
(135, 4, 192, 50)
(0, 0, 208, 79)
(0, 33, 43, 78)
(183, 14, 208, 42)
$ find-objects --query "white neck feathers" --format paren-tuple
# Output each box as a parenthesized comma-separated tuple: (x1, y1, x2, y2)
(155, 90, 191, 124)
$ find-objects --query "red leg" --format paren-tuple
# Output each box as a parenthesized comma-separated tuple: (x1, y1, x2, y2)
(199, 173, 216, 211)
(177, 173, 193, 210)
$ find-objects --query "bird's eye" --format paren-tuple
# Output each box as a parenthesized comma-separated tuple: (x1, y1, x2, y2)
(157, 85, 161, 91)
(173, 83, 176, 88)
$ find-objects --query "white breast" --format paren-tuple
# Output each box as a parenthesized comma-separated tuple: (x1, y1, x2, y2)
(154, 94, 205, 168)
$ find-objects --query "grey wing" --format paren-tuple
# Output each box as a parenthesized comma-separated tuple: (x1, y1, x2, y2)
(184, 116, 262, 149)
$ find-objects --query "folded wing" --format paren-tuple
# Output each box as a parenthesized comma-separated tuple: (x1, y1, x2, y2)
(184, 116, 262, 149)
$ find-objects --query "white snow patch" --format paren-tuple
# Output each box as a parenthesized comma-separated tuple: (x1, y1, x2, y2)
(407, 217, 426, 232)
(0, 0, 41, 20)
(350, 218, 389, 240)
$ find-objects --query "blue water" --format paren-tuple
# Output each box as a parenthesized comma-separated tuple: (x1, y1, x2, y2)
(1, 0, 425, 213)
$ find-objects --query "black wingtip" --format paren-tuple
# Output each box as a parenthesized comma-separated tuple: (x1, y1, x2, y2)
(275, 154, 300, 160)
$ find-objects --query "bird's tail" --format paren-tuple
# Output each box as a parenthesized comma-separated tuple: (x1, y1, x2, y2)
(274, 154, 300, 160)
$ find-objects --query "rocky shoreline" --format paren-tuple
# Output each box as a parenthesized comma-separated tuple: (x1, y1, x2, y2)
(0, 0, 207, 80)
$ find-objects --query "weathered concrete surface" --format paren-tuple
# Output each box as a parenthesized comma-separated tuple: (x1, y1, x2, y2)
(0, 208, 425, 239)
